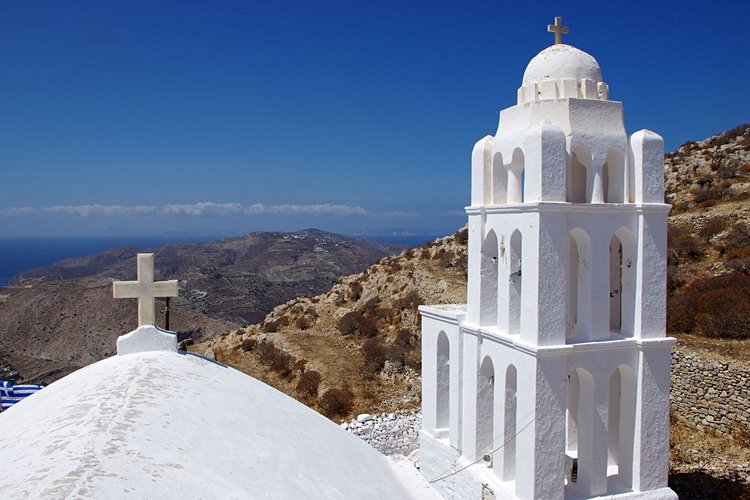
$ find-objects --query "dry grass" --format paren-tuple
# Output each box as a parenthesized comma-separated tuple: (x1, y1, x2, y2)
(670, 416, 750, 499)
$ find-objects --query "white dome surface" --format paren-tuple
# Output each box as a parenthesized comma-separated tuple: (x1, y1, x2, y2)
(0, 350, 438, 499)
(522, 44, 602, 85)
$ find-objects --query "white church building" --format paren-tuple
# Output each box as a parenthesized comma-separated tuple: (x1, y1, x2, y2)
(419, 19, 676, 500)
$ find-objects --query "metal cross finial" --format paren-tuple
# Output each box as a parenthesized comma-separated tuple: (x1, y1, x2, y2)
(547, 16, 569, 45)
(113, 253, 178, 327)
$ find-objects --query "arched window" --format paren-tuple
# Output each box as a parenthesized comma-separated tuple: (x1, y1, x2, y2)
(609, 234, 623, 333)
(568, 229, 592, 340)
(566, 368, 594, 493)
(436, 332, 450, 432)
(613, 228, 636, 337)
(476, 356, 495, 462)
(605, 148, 625, 203)
(503, 365, 517, 482)
(607, 365, 636, 493)
(509, 230, 523, 336)
(492, 152, 507, 204)
(508, 148, 525, 203)
(480, 231, 499, 326)
(568, 146, 590, 203)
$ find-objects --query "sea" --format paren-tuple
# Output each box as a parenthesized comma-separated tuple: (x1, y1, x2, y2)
(0, 234, 440, 286)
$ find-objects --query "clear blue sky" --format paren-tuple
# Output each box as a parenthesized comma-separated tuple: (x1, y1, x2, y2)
(0, 0, 747, 238)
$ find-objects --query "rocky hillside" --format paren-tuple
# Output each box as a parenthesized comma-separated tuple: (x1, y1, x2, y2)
(12, 229, 403, 325)
(664, 124, 750, 341)
(0, 229, 402, 384)
(193, 229, 468, 418)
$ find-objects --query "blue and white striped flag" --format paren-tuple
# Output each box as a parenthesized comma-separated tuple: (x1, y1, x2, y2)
(0, 380, 43, 411)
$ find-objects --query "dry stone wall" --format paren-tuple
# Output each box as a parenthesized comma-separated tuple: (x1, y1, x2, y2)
(670, 346, 750, 435)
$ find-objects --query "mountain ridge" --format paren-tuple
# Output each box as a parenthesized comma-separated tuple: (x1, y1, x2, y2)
(0, 229, 403, 384)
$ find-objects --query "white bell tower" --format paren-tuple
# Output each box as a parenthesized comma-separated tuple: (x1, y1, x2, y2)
(419, 19, 676, 500)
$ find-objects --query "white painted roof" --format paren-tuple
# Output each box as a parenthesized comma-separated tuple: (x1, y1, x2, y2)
(0, 349, 439, 499)
(522, 44, 602, 85)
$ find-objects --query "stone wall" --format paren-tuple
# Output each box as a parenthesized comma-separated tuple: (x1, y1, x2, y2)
(670, 346, 750, 435)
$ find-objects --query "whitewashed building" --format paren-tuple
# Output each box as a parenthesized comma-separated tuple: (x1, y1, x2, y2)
(419, 19, 676, 500)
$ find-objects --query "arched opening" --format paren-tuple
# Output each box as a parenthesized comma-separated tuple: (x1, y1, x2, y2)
(503, 364, 517, 482)
(606, 148, 625, 203)
(476, 356, 495, 462)
(492, 152, 507, 204)
(509, 230, 523, 336)
(508, 148, 525, 203)
(609, 234, 623, 334)
(566, 368, 595, 492)
(568, 148, 589, 203)
(607, 365, 636, 493)
(568, 229, 591, 340)
(614, 227, 636, 337)
(602, 161, 610, 203)
(436, 331, 450, 432)
(480, 231, 499, 326)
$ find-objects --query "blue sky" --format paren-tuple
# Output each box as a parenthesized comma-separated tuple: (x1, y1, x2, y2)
(0, 0, 747, 238)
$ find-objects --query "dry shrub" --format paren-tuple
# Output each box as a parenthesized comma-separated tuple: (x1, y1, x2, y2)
(271, 350, 294, 377)
(361, 337, 387, 379)
(420, 248, 431, 259)
(319, 387, 354, 418)
(337, 311, 378, 337)
(241, 338, 257, 352)
(668, 226, 705, 259)
(729, 422, 750, 448)
(438, 249, 455, 268)
(697, 198, 720, 208)
(718, 223, 750, 254)
(454, 252, 468, 276)
(404, 248, 415, 259)
(693, 187, 723, 204)
(394, 290, 423, 311)
(262, 315, 288, 333)
(404, 347, 422, 370)
(348, 281, 363, 301)
(259, 341, 294, 377)
(387, 329, 414, 366)
(295, 315, 315, 330)
(717, 158, 740, 179)
(667, 273, 750, 338)
(698, 218, 729, 241)
(455, 228, 469, 246)
(296, 370, 322, 398)
(726, 256, 750, 274)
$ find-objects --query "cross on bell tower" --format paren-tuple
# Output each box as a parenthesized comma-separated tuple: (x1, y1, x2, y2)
(547, 16, 569, 45)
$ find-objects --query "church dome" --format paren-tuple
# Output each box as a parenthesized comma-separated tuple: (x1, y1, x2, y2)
(522, 44, 602, 85)
(0, 345, 438, 499)
(517, 44, 609, 103)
